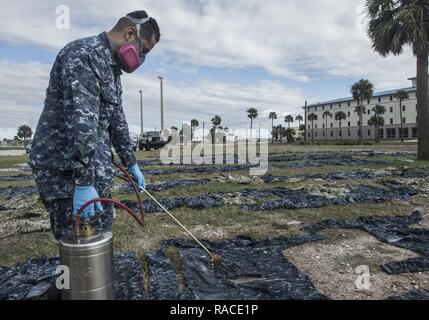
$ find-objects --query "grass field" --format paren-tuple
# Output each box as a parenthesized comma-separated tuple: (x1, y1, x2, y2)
(0, 141, 428, 299)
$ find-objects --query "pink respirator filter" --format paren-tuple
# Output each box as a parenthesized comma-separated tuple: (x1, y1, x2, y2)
(118, 44, 141, 69)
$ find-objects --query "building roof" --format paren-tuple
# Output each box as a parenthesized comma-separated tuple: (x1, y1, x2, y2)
(303, 86, 416, 108)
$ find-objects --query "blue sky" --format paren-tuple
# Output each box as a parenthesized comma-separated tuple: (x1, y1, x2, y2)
(0, 0, 417, 139)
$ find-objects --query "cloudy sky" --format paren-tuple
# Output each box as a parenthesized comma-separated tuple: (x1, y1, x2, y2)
(0, 0, 416, 139)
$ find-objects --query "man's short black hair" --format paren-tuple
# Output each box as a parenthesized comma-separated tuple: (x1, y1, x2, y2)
(114, 10, 160, 42)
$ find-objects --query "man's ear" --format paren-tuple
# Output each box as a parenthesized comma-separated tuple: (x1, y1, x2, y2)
(126, 26, 137, 41)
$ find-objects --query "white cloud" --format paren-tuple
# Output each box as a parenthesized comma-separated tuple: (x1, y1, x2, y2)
(0, 60, 309, 139)
(0, 0, 417, 86)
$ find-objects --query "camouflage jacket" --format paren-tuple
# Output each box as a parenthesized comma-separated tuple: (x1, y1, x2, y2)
(29, 32, 136, 186)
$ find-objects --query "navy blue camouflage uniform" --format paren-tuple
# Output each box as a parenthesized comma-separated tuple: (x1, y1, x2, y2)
(29, 32, 137, 239)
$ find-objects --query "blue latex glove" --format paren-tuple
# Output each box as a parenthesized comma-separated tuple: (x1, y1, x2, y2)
(72, 185, 103, 219)
(128, 163, 146, 190)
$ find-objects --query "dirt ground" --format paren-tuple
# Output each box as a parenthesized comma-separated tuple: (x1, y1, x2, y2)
(0, 141, 428, 299)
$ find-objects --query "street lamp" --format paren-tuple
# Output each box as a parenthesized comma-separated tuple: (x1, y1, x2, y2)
(158, 76, 164, 132)
(139, 90, 143, 138)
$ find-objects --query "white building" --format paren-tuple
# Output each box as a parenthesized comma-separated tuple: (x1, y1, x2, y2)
(303, 77, 421, 141)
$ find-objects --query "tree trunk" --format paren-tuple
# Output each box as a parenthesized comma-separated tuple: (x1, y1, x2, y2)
(325, 118, 327, 144)
(311, 122, 314, 144)
(359, 105, 363, 145)
(271, 118, 274, 144)
(399, 98, 404, 143)
(374, 125, 377, 143)
(339, 122, 342, 140)
(417, 52, 429, 160)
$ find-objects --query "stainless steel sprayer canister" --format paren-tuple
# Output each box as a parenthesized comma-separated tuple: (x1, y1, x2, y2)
(59, 213, 115, 300)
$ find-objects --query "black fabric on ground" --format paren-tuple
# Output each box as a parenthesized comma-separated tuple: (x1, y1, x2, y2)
(241, 184, 418, 211)
(0, 174, 33, 181)
(304, 211, 429, 275)
(114, 252, 145, 300)
(0, 186, 38, 197)
(381, 256, 429, 275)
(387, 290, 429, 300)
(146, 250, 192, 300)
(0, 252, 145, 300)
(122, 183, 420, 214)
(121, 195, 223, 214)
(119, 178, 210, 193)
(304, 211, 429, 255)
(0, 256, 58, 300)
(152, 234, 329, 300)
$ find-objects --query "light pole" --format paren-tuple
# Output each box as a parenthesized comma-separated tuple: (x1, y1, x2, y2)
(158, 76, 164, 132)
(139, 90, 143, 138)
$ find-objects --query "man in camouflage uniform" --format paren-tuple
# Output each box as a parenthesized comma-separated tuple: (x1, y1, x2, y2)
(29, 11, 160, 239)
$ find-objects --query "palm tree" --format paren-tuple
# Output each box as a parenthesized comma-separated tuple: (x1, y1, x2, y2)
(372, 104, 386, 143)
(284, 115, 294, 129)
(335, 111, 347, 140)
(394, 90, 410, 143)
(351, 79, 374, 145)
(295, 115, 303, 127)
(366, 0, 429, 159)
(211, 115, 221, 144)
(285, 128, 296, 143)
(279, 126, 288, 143)
(308, 113, 318, 144)
(323, 111, 332, 143)
(247, 108, 258, 138)
(190, 119, 199, 143)
(269, 112, 277, 143)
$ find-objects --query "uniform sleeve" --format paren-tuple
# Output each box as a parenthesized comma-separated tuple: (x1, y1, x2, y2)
(62, 53, 101, 185)
(111, 101, 137, 168)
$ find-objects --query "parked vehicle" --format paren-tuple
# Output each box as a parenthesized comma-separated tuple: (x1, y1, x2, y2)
(138, 131, 169, 151)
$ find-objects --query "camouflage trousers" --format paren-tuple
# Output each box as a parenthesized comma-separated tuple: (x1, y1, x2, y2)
(33, 170, 114, 240)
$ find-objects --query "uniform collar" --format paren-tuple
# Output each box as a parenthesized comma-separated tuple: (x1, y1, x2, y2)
(98, 31, 122, 75)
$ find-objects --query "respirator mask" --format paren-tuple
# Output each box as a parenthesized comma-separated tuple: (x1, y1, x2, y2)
(116, 15, 151, 73)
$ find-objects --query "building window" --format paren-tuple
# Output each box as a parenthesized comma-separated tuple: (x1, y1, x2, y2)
(348, 121, 351, 127)
(412, 127, 418, 138)
(308, 132, 311, 137)
(390, 96, 393, 101)
(339, 131, 342, 137)
(368, 129, 371, 136)
(330, 123, 333, 128)
(330, 105, 333, 109)
(367, 110, 370, 115)
(348, 130, 351, 137)
(323, 123, 325, 128)
(379, 129, 384, 139)
(347, 102, 350, 107)
(390, 118, 393, 124)
(338, 103, 341, 108)
(347, 111, 351, 117)
(402, 105, 406, 112)
(387, 128, 396, 138)
(322, 105, 325, 111)
(390, 107, 393, 113)
(403, 117, 406, 123)
(322, 132, 325, 137)
(315, 124, 317, 129)
(315, 132, 318, 138)
(399, 128, 409, 138)
(378, 97, 381, 103)
(308, 125, 310, 129)
(358, 121, 361, 126)
(330, 131, 333, 137)
(367, 98, 370, 104)
(315, 106, 317, 112)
